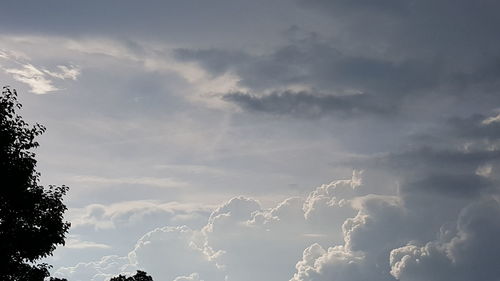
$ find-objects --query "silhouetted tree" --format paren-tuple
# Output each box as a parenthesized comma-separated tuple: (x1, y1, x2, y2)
(110, 270, 154, 281)
(0, 87, 70, 281)
(110, 275, 128, 281)
(49, 278, 68, 281)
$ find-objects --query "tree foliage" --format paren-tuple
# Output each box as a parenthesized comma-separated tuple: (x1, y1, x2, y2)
(0, 86, 70, 280)
(49, 278, 68, 281)
(110, 270, 154, 281)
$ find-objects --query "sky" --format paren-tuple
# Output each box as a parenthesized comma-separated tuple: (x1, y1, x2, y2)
(2, 1, 500, 280)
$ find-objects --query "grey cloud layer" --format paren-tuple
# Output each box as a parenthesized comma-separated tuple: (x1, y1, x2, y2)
(0, 0, 309, 48)
(223, 91, 393, 119)
(172, 0, 500, 120)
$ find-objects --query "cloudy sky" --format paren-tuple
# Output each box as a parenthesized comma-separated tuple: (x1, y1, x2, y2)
(2, 1, 500, 280)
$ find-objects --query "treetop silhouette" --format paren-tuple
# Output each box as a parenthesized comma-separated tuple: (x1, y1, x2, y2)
(0, 86, 70, 281)
(110, 270, 154, 281)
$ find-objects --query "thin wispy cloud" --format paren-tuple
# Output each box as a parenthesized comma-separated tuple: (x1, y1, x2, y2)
(0, 49, 80, 94)
(65, 238, 111, 250)
(5, 64, 59, 94)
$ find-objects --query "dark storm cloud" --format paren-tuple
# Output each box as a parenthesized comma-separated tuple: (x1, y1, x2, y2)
(174, 49, 250, 77)
(447, 114, 500, 140)
(175, 41, 440, 94)
(299, 0, 500, 55)
(223, 91, 394, 119)
(404, 173, 492, 199)
(172, 0, 500, 120)
(342, 111, 500, 238)
(365, 113, 500, 198)
(175, 40, 443, 118)
(449, 59, 500, 94)
(380, 148, 500, 175)
(353, 147, 499, 222)
(298, 0, 410, 15)
(173, 34, 500, 120)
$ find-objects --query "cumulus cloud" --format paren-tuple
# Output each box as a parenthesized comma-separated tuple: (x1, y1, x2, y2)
(128, 226, 223, 281)
(47, 200, 214, 273)
(55, 144, 500, 281)
(284, 108, 500, 281)
(55, 173, 366, 281)
(289, 195, 423, 281)
(291, 244, 371, 281)
(390, 199, 500, 281)
(201, 196, 305, 281)
(290, 151, 500, 281)
(199, 172, 368, 281)
(173, 273, 204, 281)
(54, 255, 137, 281)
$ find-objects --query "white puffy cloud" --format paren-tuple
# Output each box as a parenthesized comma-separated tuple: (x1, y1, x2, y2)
(343, 195, 407, 253)
(303, 170, 361, 218)
(54, 174, 364, 281)
(291, 244, 371, 281)
(47, 201, 213, 272)
(202, 196, 305, 281)
(173, 273, 204, 281)
(128, 226, 223, 281)
(290, 194, 405, 281)
(54, 255, 137, 281)
(198, 172, 366, 281)
(289, 155, 500, 281)
(302, 170, 361, 242)
(54, 165, 500, 281)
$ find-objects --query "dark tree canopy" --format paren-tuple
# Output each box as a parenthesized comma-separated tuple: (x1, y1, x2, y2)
(49, 278, 68, 281)
(110, 270, 154, 281)
(0, 87, 70, 281)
